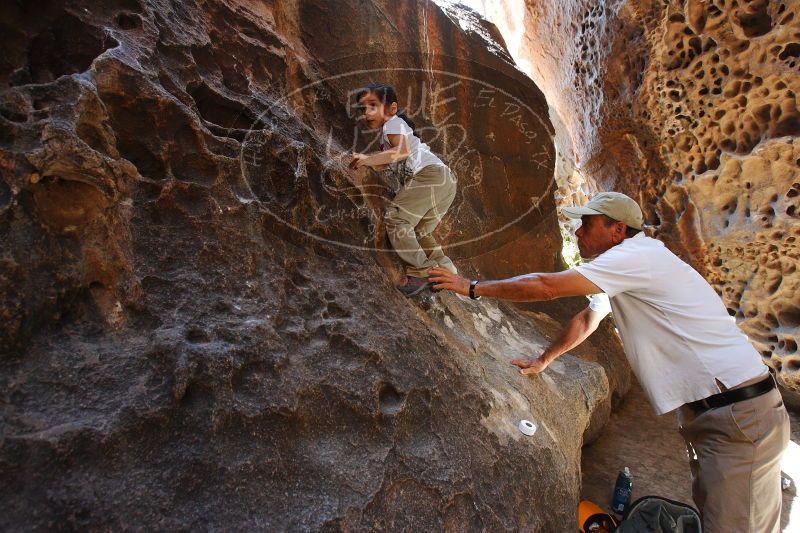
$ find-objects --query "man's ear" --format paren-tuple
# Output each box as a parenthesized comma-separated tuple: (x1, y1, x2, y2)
(614, 221, 626, 243)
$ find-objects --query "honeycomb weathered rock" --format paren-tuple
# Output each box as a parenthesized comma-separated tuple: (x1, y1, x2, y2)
(482, 0, 800, 390)
(627, 1, 800, 388)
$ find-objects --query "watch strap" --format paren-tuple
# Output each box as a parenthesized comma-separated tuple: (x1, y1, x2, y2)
(469, 280, 480, 300)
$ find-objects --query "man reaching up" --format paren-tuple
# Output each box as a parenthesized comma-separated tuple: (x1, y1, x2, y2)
(429, 192, 789, 533)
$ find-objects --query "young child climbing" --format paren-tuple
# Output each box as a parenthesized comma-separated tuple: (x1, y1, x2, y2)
(349, 83, 458, 296)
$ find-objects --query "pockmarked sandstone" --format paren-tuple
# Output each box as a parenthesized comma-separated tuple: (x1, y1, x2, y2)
(482, 0, 800, 390)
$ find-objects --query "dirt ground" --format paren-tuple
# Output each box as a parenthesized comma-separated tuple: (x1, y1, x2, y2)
(580, 380, 800, 531)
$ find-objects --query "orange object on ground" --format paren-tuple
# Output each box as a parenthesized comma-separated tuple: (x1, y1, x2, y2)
(578, 500, 618, 533)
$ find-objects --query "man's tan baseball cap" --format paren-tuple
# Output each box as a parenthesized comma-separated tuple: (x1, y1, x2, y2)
(561, 192, 644, 230)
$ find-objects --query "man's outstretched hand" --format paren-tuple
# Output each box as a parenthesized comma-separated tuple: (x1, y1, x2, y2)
(429, 267, 553, 375)
(428, 267, 470, 296)
(511, 357, 551, 375)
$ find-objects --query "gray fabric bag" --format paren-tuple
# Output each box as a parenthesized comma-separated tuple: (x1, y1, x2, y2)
(616, 496, 702, 533)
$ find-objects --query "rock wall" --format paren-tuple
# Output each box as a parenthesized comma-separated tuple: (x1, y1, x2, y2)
(619, 0, 800, 390)
(480, 0, 800, 390)
(0, 0, 627, 529)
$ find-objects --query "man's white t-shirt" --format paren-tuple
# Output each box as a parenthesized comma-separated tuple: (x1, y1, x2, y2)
(382, 115, 444, 175)
(588, 293, 611, 314)
(575, 233, 767, 415)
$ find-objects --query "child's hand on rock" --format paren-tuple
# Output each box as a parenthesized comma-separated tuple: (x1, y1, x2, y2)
(349, 152, 368, 169)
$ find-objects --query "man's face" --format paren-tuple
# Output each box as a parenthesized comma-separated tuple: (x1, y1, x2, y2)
(357, 93, 395, 129)
(574, 214, 624, 259)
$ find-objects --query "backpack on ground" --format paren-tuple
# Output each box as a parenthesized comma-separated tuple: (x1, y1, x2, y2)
(579, 496, 701, 532)
(616, 495, 702, 533)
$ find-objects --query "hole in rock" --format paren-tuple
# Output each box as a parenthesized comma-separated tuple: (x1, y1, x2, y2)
(186, 326, 211, 344)
(779, 43, 800, 61)
(378, 383, 404, 415)
(116, 12, 141, 30)
(736, 8, 772, 38)
(32, 176, 107, 231)
(753, 104, 771, 124)
(0, 108, 26, 123)
(26, 13, 118, 84)
(117, 139, 166, 180)
(187, 82, 262, 131)
(767, 278, 782, 295)
(775, 116, 800, 137)
(76, 121, 107, 153)
(778, 306, 800, 328)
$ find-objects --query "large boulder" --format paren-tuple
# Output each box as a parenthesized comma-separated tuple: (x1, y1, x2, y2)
(0, 0, 624, 530)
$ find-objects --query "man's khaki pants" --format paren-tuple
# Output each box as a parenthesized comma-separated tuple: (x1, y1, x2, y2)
(677, 385, 790, 533)
(384, 165, 457, 278)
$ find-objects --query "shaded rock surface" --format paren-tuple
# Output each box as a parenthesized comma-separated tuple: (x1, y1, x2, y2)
(0, 0, 628, 530)
(479, 0, 800, 391)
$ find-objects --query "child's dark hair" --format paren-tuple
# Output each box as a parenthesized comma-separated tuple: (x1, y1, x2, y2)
(355, 83, 417, 136)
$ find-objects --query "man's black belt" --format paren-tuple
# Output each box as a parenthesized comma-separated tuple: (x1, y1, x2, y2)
(686, 375, 776, 414)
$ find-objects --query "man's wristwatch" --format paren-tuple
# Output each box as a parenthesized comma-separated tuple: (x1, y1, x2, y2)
(469, 280, 481, 300)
